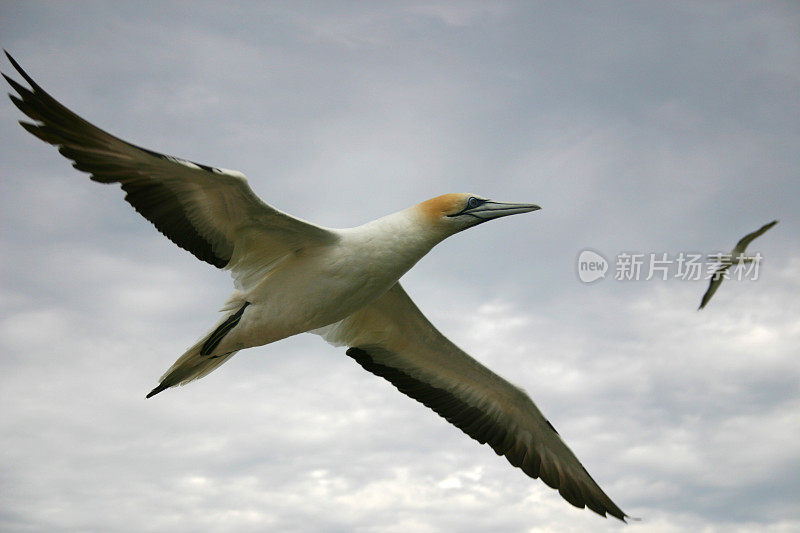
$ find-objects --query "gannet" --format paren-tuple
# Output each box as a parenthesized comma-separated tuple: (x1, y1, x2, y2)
(4, 52, 628, 521)
(699, 220, 778, 310)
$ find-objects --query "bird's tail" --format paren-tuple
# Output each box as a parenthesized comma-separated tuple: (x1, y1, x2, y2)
(146, 302, 249, 398)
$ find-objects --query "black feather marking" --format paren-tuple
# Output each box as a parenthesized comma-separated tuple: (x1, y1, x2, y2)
(346, 347, 513, 454)
(146, 382, 170, 399)
(119, 180, 231, 268)
(3, 52, 235, 269)
(345, 346, 628, 521)
(201, 302, 250, 356)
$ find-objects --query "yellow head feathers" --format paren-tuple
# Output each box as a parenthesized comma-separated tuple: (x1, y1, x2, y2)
(417, 193, 472, 223)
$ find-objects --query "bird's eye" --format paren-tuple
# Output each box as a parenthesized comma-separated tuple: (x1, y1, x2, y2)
(467, 197, 480, 208)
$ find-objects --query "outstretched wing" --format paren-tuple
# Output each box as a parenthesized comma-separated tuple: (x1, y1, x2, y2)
(313, 283, 628, 521)
(733, 220, 778, 255)
(698, 264, 730, 310)
(3, 52, 337, 289)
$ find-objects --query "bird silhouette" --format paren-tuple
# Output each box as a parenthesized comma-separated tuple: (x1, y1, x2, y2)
(699, 220, 778, 309)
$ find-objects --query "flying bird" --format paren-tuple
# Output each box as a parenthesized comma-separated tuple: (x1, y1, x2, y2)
(699, 220, 778, 309)
(4, 52, 628, 520)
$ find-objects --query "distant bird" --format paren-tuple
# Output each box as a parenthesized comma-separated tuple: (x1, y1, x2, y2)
(4, 52, 628, 520)
(699, 220, 778, 309)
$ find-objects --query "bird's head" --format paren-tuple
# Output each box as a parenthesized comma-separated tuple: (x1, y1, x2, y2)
(417, 193, 541, 235)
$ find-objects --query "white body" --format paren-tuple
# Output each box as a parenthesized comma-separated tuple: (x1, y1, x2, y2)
(221, 207, 440, 353)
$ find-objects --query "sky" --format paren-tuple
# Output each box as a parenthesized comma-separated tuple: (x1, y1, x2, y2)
(1, 1, 798, 532)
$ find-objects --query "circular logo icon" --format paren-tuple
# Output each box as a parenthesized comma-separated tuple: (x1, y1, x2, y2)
(577, 249, 608, 283)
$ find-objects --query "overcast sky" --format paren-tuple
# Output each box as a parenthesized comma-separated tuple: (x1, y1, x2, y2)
(1, 2, 798, 532)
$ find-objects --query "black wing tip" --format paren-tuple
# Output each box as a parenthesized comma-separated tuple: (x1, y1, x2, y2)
(4, 49, 18, 69)
(591, 502, 631, 522)
(146, 383, 170, 398)
(754, 219, 779, 234)
(567, 489, 629, 521)
(3, 66, 26, 100)
(698, 292, 712, 309)
(3, 50, 35, 87)
(348, 345, 633, 522)
(612, 509, 632, 522)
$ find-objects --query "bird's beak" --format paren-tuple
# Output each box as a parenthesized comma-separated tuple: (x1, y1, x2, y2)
(465, 201, 541, 221)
